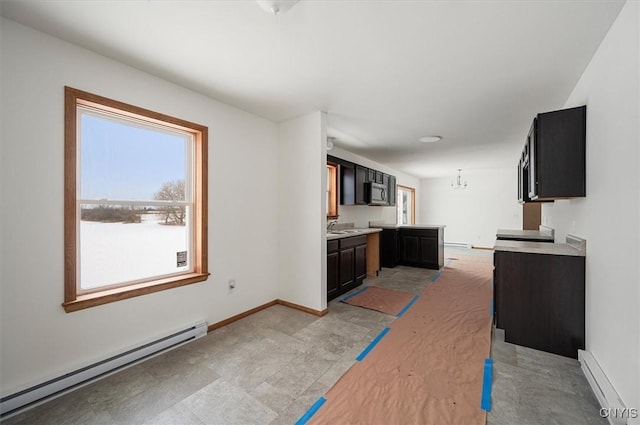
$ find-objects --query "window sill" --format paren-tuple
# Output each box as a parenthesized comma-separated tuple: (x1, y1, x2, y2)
(62, 272, 210, 313)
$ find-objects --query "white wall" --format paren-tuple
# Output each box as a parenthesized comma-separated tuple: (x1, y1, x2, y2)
(541, 1, 639, 415)
(0, 19, 281, 395)
(277, 112, 327, 311)
(419, 168, 521, 248)
(328, 146, 421, 227)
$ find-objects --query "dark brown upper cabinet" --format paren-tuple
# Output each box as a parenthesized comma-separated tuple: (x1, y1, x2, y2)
(526, 105, 586, 201)
(328, 154, 396, 207)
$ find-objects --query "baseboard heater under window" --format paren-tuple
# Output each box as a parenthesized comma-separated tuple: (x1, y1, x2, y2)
(578, 350, 629, 425)
(0, 321, 207, 419)
(444, 242, 472, 249)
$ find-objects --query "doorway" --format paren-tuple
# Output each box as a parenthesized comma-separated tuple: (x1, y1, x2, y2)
(397, 185, 415, 225)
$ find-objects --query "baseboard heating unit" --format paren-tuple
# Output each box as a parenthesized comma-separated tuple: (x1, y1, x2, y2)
(444, 242, 472, 249)
(578, 350, 629, 425)
(0, 321, 207, 419)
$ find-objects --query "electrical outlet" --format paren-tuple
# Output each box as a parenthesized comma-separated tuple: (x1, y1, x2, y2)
(228, 279, 236, 293)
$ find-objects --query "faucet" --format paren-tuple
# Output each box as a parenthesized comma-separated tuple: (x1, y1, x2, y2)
(327, 220, 338, 232)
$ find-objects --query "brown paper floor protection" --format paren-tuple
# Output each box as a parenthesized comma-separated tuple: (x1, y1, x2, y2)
(309, 255, 494, 425)
(341, 286, 416, 316)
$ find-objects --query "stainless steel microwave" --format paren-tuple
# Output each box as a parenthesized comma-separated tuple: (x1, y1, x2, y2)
(365, 182, 388, 205)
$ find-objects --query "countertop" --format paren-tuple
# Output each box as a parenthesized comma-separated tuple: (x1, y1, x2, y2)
(494, 235, 586, 257)
(326, 227, 382, 241)
(496, 228, 554, 241)
(370, 224, 446, 230)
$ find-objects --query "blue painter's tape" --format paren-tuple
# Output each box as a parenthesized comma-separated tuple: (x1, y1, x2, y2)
(295, 397, 326, 425)
(431, 271, 442, 282)
(356, 327, 391, 362)
(397, 295, 419, 317)
(445, 258, 452, 266)
(490, 298, 494, 317)
(480, 358, 493, 411)
(340, 286, 369, 303)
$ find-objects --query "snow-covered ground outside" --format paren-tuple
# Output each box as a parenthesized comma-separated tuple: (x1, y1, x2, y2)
(80, 213, 189, 290)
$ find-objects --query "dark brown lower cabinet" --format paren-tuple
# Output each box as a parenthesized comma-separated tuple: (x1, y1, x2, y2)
(397, 228, 444, 269)
(494, 250, 585, 359)
(327, 240, 340, 299)
(380, 229, 399, 268)
(327, 235, 367, 301)
(339, 247, 355, 288)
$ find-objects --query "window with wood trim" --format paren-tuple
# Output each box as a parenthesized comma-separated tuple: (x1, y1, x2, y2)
(63, 87, 209, 312)
(327, 163, 338, 219)
(397, 185, 416, 225)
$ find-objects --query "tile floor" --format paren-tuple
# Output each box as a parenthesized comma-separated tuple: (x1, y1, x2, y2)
(2, 248, 605, 425)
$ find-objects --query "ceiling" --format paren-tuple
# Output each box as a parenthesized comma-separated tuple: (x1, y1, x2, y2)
(1, 0, 625, 178)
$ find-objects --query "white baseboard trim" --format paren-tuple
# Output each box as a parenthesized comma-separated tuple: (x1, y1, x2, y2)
(578, 350, 631, 425)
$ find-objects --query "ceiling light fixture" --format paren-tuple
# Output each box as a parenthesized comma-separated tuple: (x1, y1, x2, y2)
(256, 0, 300, 16)
(451, 169, 468, 190)
(418, 135, 442, 143)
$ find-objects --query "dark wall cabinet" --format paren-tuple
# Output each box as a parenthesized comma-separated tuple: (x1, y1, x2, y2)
(387, 175, 396, 207)
(518, 106, 586, 202)
(328, 155, 396, 207)
(494, 250, 585, 359)
(381, 227, 443, 270)
(355, 165, 367, 205)
(327, 235, 367, 301)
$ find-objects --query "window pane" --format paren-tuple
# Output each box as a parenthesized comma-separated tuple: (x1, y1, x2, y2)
(80, 111, 187, 201)
(79, 204, 191, 290)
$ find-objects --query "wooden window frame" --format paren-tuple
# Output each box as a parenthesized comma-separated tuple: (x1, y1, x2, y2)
(397, 184, 416, 225)
(63, 87, 209, 313)
(327, 162, 338, 219)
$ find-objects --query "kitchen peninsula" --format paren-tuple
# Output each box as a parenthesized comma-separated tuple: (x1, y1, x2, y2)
(373, 224, 445, 270)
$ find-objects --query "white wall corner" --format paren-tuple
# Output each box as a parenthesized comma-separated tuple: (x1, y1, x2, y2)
(276, 111, 326, 312)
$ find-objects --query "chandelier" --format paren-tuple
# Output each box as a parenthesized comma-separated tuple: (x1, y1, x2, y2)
(451, 169, 468, 190)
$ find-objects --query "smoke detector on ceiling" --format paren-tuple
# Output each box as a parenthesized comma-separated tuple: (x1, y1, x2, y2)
(256, 0, 300, 16)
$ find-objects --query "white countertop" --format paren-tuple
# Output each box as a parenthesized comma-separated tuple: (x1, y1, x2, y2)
(326, 227, 382, 241)
(493, 239, 586, 257)
(496, 228, 554, 241)
(370, 224, 446, 230)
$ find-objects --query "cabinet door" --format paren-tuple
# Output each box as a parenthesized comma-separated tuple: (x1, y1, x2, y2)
(528, 119, 537, 199)
(517, 160, 523, 203)
(339, 248, 355, 287)
(367, 168, 376, 183)
(387, 175, 396, 206)
(340, 163, 355, 205)
(419, 236, 437, 267)
(400, 235, 419, 264)
(355, 165, 367, 205)
(355, 244, 367, 281)
(375, 171, 383, 184)
(380, 229, 398, 268)
(327, 251, 340, 298)
(534, 106, 586, 199)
